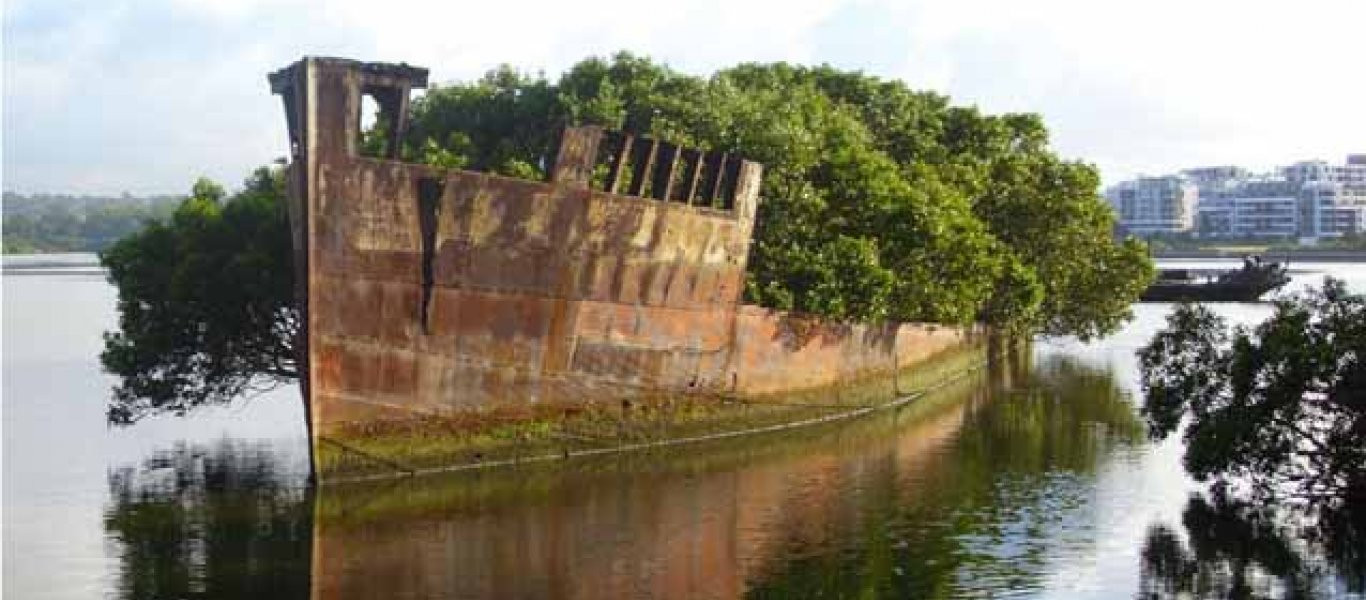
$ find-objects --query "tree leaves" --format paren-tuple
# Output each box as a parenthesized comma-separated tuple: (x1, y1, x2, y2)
(404, 53, 1152, 335)
(1139, 280, 1366, 503)
(100, 167, 297, 425)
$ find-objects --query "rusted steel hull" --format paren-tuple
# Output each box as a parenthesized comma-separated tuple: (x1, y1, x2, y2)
(270, 58, 982, 480)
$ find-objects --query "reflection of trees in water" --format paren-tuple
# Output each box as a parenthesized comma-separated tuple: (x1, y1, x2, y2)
(746, 351, 1145, 598)
(962, 352, 1146, 474)
(951, 354, 1145, 590)
(1139, 491, 1366, 599)
(94, 354, 1160, 599)
(103, 441, 311, 600)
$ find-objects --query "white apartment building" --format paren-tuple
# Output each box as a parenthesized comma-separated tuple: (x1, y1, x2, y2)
(1281, 159, 1366, 186)
(1198, 179, 1299, 238)
(1181, 166, 1250, 193)
(1112, 155, 1366, 240)
(1299, 182, 1366, 239)
(1105, 176, 1198, 235)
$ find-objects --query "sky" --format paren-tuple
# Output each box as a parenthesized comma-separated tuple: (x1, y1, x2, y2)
(3, 0, 1363, 196)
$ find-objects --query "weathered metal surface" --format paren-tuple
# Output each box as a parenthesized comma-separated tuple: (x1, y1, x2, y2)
(270, 58, 979, 478)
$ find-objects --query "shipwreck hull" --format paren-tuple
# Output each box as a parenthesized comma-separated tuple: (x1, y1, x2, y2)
(271, 58, 983, 481)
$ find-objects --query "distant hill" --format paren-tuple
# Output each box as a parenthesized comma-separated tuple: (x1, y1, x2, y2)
(2, 191, 183, 254)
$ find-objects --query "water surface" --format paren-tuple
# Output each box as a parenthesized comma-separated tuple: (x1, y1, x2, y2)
(4, 258, 1364, 599)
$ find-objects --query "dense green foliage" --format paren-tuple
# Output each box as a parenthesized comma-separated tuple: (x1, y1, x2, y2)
(1139, 279, 1366, 504)
(397, 53, 1152, 338)
(2, 192, 181, 253)
(100, 169, 297, 425)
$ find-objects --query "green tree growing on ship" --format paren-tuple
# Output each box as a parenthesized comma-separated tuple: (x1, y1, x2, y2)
(100, 53, 1153, 423)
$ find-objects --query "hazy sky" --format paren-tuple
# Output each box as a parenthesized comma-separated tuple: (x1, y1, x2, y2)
(4, 0, 1363, 195)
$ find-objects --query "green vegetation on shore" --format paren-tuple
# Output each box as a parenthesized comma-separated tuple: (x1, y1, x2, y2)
(2, 191, 181, 254)
(1144, 231, 1366, 254)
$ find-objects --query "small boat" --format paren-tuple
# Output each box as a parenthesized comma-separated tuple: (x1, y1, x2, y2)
(1140, 256, 1291, 302)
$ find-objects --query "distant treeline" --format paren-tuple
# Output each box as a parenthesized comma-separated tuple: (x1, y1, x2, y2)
(2, 192, 183, 253)
(1142, 231, 1366, 253)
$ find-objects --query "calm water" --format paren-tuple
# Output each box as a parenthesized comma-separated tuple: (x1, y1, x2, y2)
(3, 257, 1364, 599)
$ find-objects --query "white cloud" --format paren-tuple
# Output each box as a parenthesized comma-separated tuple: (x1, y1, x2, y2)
(871, 0, 1366, 179)
(3, 0, 1362, 194)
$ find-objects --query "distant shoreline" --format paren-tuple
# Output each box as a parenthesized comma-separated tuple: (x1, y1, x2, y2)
(2, 252, 103, 274)
(1154, 249, 1366, 263)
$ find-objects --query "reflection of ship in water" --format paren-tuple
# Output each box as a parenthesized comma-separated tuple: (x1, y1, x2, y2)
(103, 352, 1155, 599)
(308, 372, 989, 600)
(1141, 256, 1291, 302)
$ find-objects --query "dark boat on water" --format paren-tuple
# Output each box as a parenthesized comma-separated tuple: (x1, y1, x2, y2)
(1141, 256, 1291, 302)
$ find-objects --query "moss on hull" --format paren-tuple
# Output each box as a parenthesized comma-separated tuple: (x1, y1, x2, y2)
(317, 340, 989, 481)
(317, 377, 990, 527)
